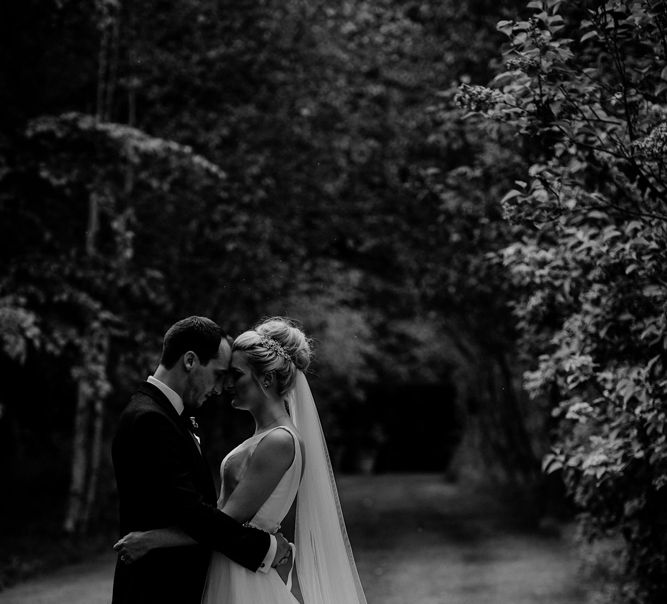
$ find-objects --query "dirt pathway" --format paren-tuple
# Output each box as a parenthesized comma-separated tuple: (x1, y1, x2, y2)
(0, 552, 115, 604)
(345, 475, 589, 604)
(0, 475, 590, 604)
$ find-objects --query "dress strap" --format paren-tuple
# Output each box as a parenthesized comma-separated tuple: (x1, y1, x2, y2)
(255, 425, 299, 454)
(255, 425, 298, 440)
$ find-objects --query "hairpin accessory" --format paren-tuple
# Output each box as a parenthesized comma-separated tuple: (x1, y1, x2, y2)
(259, 336, 291, 362)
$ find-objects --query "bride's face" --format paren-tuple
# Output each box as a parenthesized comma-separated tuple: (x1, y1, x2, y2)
(228, 351, 265, 411)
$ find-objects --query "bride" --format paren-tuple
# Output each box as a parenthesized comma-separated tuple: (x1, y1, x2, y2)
(115, 317, 367, 604)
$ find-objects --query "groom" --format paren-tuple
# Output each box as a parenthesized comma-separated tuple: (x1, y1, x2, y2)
(111, 316, 289, 604)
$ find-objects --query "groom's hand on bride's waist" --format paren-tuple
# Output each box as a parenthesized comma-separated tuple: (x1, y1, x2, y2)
(271, 533, 292, 568)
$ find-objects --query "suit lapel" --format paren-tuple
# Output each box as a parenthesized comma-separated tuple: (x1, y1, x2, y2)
(136, 382, 217, 502)
(137, 382, 202, 458)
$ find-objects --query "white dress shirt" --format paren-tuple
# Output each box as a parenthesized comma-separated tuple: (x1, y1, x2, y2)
(146, 375, 276, 572)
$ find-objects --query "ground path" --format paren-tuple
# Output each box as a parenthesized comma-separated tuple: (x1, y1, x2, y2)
(0, 474, 589, 604)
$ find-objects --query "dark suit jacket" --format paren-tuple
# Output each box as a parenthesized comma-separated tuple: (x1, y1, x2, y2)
(111, 382, 270, 604)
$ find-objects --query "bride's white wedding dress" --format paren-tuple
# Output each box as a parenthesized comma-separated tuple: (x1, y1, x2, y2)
(202, 426, 302, 604)
(203, 372, 367, 604)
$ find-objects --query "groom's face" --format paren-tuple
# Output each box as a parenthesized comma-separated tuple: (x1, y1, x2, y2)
(183, 339, 232, 410)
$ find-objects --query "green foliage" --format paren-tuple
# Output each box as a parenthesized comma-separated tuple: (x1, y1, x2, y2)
(0, 108, 229, 390)
(459, 0, 667, 600)
(0, 303, 40, 364)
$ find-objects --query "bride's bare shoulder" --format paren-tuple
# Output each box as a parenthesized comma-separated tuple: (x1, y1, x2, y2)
(253, 427, 297, 469)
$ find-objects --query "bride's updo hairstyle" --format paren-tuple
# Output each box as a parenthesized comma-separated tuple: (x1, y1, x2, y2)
(233, 317, 312, 396)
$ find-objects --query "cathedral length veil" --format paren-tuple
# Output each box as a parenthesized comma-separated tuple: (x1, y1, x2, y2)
(286, 371, 367, 604)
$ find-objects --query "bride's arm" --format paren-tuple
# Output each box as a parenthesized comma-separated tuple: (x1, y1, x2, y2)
(221, 429, 295, 523)
(114, 527, 197, 563)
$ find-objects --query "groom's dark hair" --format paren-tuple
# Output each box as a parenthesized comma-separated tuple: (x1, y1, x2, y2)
(160, 316, 227, 369)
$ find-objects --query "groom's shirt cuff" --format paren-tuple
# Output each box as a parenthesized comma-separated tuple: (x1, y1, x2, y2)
(257, 535, 277, 573)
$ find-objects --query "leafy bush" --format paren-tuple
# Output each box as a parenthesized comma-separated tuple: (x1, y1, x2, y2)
(457, 0, 667, 601)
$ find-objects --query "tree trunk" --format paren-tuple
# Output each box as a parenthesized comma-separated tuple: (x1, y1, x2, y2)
(104, 15, 120, 122)
(86, 194, 99, 256)
(63, 379, 91, 533)
(495, 351, 540, 479)
(96, 22, 109, 123)
(81, 393, 104, 531)
(63, 331, 109, 534)
(480, 355, 540, 486)
(63, 5, 118, 534)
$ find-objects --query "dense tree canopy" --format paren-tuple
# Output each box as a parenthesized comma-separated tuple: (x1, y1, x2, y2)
(0, 0, 531, 555)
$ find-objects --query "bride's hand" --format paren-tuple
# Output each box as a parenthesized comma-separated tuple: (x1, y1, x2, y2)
(113, 531, 155, 564)
(271, 533, 292, 568)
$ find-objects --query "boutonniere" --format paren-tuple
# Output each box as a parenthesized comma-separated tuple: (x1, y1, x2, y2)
(188, 416, 201, 447)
